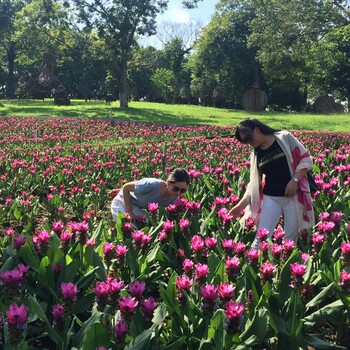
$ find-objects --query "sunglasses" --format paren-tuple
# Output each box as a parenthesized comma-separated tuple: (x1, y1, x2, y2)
(240, 129, 254, 144)
(241, 134, 253, 144)
(171, 186, 187, 194)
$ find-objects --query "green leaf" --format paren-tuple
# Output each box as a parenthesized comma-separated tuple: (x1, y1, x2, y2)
(305, 282, 334, 311)
(207, 309, 225, 348)
(58, 258, 80, 284)
(27, 295, 63, 347)
(18, 242, 40, 270)
(82, 323, 111, 350)
(72, 311, 104, 349)
(240, 307, 269, 343)
(303, 300, 344, 325)
(152, 302, 167, 326)
(307, 336, 347, 349)
(124, 329, 152, 350)
(161, 336, 186, 349)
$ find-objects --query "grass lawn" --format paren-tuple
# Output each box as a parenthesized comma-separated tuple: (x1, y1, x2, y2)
(1, 98, 349, 132)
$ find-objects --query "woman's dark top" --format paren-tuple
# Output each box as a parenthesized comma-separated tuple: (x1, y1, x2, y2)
(256, 140, 291, 196)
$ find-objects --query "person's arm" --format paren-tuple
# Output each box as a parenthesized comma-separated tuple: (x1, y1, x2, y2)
(228, 197, 249, 218)
(285, 168, 309, 197)
(122, 181, 137, 219)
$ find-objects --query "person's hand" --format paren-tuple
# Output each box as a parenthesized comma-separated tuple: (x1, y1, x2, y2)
(126, 210, 137, 221)
(228, 206, 242, 218)
(285, 180, 298, 197)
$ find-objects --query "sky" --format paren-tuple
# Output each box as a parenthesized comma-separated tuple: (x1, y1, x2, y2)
(139, 0, 218, 48)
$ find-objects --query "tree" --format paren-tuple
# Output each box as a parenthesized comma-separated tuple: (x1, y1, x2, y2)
(0, 0, 28, 98)
(70, 0, 204, 108)
(248, 0, 350, 108)
(189, 0, 258, 107)
(151, 68, 177, 103)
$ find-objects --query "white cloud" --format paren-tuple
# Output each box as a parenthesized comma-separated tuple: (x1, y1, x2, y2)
(159, 5, 191, 24)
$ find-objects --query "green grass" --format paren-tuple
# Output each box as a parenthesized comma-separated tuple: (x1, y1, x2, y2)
(1, 98, 349, 132)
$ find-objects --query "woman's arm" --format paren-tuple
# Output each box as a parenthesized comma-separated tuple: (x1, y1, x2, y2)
(122, 181, 137, 219)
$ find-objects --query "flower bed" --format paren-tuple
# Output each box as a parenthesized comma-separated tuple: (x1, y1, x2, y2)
(0, 116, 349, 349)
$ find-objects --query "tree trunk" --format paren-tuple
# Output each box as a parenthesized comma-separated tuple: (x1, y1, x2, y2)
(118, 58, 128, 108)
(6, 45, 16, 99)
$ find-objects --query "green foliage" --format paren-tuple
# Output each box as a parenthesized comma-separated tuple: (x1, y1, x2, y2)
(151, 68, 178, 103)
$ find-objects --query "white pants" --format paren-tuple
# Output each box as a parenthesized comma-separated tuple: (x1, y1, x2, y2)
(252, 195, 298, 248)
(111, 195, 145, 220)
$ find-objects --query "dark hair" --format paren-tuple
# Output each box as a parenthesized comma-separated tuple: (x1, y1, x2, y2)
(167, 168, 190, 184)
(235, 118, 279, 143)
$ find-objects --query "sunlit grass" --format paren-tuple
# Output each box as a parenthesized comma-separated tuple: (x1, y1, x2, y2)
(1, 99, 349, 132)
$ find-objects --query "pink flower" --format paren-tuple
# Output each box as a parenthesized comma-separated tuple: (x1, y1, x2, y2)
(259, 262, 275, 283)
(195, 263, 209, 279)
(283, 240, 295, 253)
(218, 282, 235, 301)
(182, 259, 194, 274)
(13, 236, 27, 250)
(0, 264, 29, 287)
(205, 237, 217, 250)
(119, 296, 138, 317)
(341, 242, 350, 265)
(179, 218, 190, 231)
(225, 257, 240, 271)
(162, 220, 174, 232)
(108, 277, 125, 295)
(257, 228, 269, 241)
(60, 282, 78, 302)
(317, 221, 336, 234)
(200, 284, 218, 302)
(176, 275, 192, 291)
(116, 245, 128, 257)
(273, 229, 285, 243)
(222, 239, 235, 253)
(191, 235, 204, 252)
(103, 242, 114, 254)
(148, 202, 158, 212)
(93, 281, 110, 297)
(259, 241, 269, 252)
(270, 244, 283, 260)
(6, 228, 15, 236)
(131, 230, 144, 243)
(6, 304, 29, 329)
(246, 249, 259, 266)
(234, 242, 246, 257)
(224, 300, 244, 321)
(141, 297, 158, 318)
(158, 230, 168, 243)
(60, 231, 73, 242)
(301, 253, 310, 262)
(339, 271, 350, 292)
(141, 233, 152, 247)
(331, 211, 342, 225)
(52, 304, 64, 319)
(128, 280, 146, 299)
(290, 262, 307, 277)
(52, 221, 64, 233)
(114, 317, 128, 339)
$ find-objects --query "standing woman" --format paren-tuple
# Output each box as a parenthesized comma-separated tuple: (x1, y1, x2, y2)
(229, 118, 314, 247)
(111, 168, 190, 221)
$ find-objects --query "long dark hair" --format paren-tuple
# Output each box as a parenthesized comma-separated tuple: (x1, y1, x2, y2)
(235, 118, 279, 143)
(167, 168, 190, 184)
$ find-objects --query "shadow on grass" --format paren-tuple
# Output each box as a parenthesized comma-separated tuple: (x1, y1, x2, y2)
(0, 99, 212, 125)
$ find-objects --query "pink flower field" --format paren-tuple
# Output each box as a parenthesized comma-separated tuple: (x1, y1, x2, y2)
(0, 116, 349, 349)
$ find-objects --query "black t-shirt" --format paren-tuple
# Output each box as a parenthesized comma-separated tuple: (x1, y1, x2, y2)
(256, 140, 291, 196)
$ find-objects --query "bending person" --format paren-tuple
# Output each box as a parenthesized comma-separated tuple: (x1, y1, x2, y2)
(229, 118, 314, 247)
(111, 167, 190, 221)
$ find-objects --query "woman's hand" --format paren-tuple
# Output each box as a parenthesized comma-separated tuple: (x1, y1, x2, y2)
(228, 206, 242, 218)
(285, 180, 298, 197)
